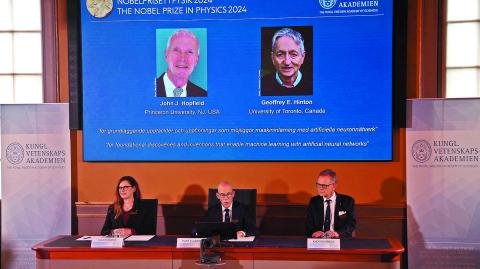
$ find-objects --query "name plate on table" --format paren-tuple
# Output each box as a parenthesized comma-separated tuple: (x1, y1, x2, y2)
(91, 237, 124, 248)
(307, 238, 340, 249)
(176, 238, 204, 248)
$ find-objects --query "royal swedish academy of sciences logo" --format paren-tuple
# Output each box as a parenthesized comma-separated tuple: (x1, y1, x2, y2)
(319, 0, 337, 9)
(411, 140, 432, 163)
(6, 142, 24, 165)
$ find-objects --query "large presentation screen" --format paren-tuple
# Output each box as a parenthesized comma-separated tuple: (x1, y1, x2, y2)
(81, 0, 393, 161)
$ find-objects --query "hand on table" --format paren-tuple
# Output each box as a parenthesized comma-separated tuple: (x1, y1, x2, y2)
(112, 228, 133, 237)
(237, 231, 246, 238)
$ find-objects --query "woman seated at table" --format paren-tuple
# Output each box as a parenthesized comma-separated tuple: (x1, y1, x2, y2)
(101, 176, 155, 236)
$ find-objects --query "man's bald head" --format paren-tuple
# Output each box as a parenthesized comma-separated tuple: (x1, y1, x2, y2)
(216, 181, 235, 208)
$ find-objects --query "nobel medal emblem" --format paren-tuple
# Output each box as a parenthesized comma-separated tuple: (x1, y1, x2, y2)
(86, 0, 113, 18)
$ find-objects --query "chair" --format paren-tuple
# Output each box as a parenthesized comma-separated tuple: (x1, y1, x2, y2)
(207, 188, 257, 222)
(141, 198, 158, 234)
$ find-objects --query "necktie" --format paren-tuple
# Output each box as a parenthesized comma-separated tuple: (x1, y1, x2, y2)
(324, 199, 331, 232)
(224, 209, 230, 223)
(173, 87, 183, 97)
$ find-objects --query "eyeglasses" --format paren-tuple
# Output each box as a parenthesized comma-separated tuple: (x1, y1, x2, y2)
(118, 185, 133, 191)
(316, 183, 334, 189)
(217, 192, 233, 198)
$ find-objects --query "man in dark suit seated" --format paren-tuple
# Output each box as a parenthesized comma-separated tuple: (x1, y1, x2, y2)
(306, 169, 356, 238)
(204, 181, 257, 238)
(156, 29, 207, 97)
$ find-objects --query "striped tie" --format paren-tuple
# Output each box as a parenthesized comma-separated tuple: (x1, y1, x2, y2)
(173, 87, 183, 97)
(224, 209, 230, 223)
(324, 199, 331, 232)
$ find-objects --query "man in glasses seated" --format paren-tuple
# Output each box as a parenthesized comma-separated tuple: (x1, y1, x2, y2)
(204, 181, 257, 238)
(306, 169, 356, 238)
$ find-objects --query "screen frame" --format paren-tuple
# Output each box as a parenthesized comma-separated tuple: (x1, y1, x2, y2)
(68, 0, 407, 162)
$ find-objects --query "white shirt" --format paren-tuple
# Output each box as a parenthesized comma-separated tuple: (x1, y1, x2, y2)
(163, 74, 187, 97)
(323, 192, 337, 231)
(221, 204, 233, 222)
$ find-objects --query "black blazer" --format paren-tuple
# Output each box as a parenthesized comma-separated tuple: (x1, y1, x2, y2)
(305, 193, 356, 238)
(156, 73, 207, 97)
(101, 199, 156, 235)
(204, 200, 258, 236)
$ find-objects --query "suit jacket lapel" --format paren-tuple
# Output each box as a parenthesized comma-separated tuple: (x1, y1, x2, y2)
(186, 81, 191, 97)
(126, 200, 140, 227)
(216, 204, 223, 222)
(317, 197, 325, 226)
(334, 195, 341, 229)
(232, 201, 240, 221)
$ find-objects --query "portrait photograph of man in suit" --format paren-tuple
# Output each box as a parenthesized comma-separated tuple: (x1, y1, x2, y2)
(155, 28, 207, 97)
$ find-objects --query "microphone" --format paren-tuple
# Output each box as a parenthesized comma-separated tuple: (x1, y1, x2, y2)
(199, 238, 221, 264)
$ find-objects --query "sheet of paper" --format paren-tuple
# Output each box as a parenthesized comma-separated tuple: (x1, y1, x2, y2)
(228, 236, 255, 242)
(124, 235, 155, 241)
(76, 236, 106, 241)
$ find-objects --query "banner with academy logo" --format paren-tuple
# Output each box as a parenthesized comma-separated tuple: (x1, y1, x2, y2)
(407, 99, 480, 268)
(1, 104, 71, 269)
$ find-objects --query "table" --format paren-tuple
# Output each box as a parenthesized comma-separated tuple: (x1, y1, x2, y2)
(32, 236, 404, 269)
